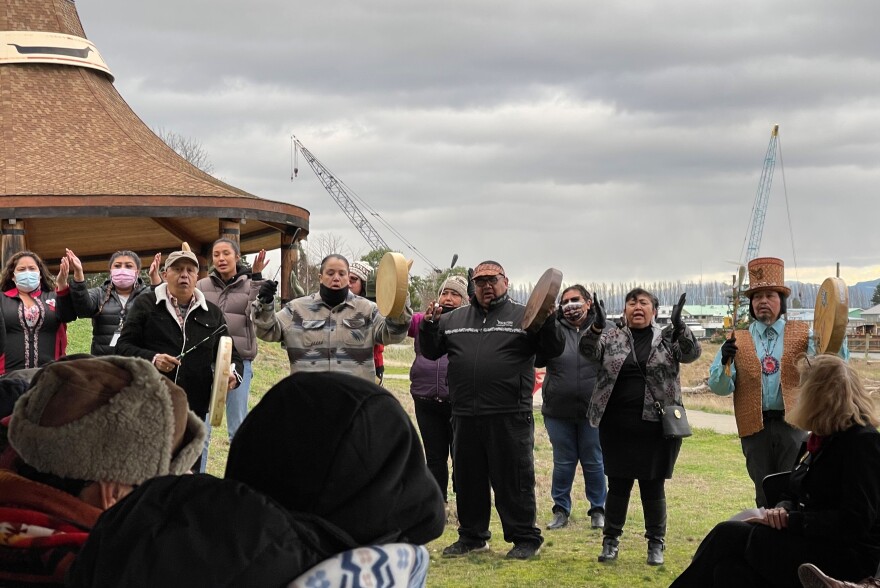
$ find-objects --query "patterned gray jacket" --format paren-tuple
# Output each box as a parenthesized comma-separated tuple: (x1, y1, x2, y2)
(252, 292, 411, 381)
(579, 322, 701, 427)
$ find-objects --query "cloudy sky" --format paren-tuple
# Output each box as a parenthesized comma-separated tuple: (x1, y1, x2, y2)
(76, 0, 880, 289)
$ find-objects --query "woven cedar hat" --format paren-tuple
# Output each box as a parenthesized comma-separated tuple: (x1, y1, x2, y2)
(743, 257, 791, 298)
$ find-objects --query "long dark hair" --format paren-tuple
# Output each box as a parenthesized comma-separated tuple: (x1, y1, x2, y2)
(0, 250, 55, 291)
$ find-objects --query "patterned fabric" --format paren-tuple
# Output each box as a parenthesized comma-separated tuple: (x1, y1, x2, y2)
(0, 287, 75, 373)
(289, 544, 430, 588)
(168, 293, 190, 328)
(0, 470, 101, 586)
(253, 292, 410, 382)
(580, 323, 701, 428)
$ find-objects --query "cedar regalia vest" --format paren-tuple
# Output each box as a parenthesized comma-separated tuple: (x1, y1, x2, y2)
(732, 321, 809, 437)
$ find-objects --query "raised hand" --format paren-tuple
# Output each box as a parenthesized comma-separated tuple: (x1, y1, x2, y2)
(148, 253, 163, 285)
(252, 249, 268, 274)
(424, 300, 442, 323)
(65, 248, 85, 282)
(258, 280, 278, 304)
(55, 256, 70, 290)
(671, 292, 687, 339)
(466, 268, 475, 299)
(721, 335, 738, 366)
(592, 292, 606, 331)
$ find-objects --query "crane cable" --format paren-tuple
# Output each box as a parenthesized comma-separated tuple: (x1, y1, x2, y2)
(292, 139, 439, 271)
(776, 137, 802, 301)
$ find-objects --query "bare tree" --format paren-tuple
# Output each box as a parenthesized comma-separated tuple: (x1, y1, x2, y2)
(154, 127, 215, 174)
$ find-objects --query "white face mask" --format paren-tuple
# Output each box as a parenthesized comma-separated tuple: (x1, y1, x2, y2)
(14, 270, 40, 292)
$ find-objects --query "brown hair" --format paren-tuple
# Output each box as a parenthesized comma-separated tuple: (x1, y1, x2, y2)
(0, 250, 56, 291)
(786, 354, 880, 435)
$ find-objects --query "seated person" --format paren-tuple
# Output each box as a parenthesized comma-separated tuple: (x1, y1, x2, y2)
(67, 372, 446, 587)
(671, 354, 880, 588)
(225, 371, 446, 546)
(0, 356, 205, 586)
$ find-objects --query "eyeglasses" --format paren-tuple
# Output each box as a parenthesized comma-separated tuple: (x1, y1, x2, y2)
(474, 275, 502, 287)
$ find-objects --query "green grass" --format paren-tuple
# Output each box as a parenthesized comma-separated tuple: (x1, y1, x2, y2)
(65, 320, 757, 586)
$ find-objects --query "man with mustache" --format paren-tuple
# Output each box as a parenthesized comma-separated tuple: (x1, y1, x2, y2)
(420, 261, 564, 560)
(708, 257, 847, 507)
(117, 249, 241, 472)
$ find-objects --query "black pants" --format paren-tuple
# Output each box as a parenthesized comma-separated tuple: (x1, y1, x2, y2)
(451, 413, 542, 546)
(741, 415, 807, 507)
(607, 477, 665, 501)
(413, 397, 454, 502)
(670, 520, 874, 588)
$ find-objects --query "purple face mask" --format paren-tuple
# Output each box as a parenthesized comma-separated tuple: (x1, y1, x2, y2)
(110, 268, 138, 289)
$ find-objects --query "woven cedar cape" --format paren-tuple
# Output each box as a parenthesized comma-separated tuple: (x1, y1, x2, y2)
(0, 0, 308, 274)
(731, 321, 809, 437)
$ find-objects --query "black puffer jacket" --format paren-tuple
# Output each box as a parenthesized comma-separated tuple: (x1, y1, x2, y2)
(537, 315, 599, 420)
(69, 279, 151, 355)
(67, 475, 356, 588)
(115, 285, 243, 417)
(420, 294, 564, 416)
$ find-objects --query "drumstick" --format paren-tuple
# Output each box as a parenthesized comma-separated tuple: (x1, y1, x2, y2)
(176, 324, 228, 360)
(725, 265, 746, 376)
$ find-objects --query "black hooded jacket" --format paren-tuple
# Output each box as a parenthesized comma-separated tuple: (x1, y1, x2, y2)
(225, 371, 446, 546)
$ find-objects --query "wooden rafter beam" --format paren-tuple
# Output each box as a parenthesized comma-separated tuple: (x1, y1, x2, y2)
(149, 218, 205, 253)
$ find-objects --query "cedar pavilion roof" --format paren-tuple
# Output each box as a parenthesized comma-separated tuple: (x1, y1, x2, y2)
(0, 0, 308, 272)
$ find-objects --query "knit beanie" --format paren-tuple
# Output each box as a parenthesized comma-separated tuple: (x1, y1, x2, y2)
(349, 261, 372, 284)
(225, 371, 445, 546)
(438, 275, 468, 302)
(9, 356, 206, 485)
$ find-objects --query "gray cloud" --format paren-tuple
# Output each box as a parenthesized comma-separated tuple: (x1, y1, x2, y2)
(75, 0, 880, 286)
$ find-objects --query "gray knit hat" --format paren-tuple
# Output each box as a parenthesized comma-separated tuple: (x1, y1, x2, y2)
(9, 356, 206, 485)
(349, 261, 372, 284)
(438, 275, 468, 302)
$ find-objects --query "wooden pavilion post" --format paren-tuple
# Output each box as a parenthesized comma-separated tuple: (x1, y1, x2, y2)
(1, 219, 26, 267)
(280, 229, 298, 304)
(219, 218, 241, 246)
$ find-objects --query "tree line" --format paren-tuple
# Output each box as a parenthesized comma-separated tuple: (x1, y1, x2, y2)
(291, 236, 875, 312)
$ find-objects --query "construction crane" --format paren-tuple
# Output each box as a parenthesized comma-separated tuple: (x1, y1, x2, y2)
(291, 136, 440, 272)
(741, 124, 780, 263)
(292, 136, 391, 252)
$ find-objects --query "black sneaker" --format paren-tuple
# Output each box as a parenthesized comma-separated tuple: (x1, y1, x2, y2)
(546, 510, 569, 530)
(506, 542, 541, 560)
(442, 540, 489, 557)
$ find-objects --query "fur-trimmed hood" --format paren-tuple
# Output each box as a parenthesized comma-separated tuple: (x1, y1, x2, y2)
(9, 356, 206, 484)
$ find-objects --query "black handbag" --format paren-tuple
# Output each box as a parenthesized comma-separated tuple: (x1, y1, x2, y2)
(653, 400, 692, 439)
(627, 329, 693, 439)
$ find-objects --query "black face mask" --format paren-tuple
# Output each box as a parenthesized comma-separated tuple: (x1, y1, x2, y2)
(320, 284, 349, 307)
(439, 305, 458, 314)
